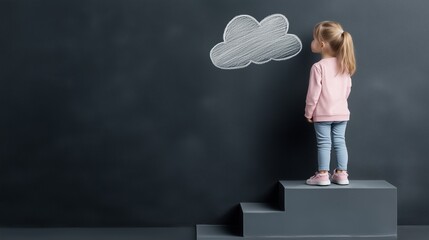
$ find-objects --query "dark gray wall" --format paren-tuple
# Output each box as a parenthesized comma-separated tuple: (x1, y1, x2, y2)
(0, 0, 428, 227)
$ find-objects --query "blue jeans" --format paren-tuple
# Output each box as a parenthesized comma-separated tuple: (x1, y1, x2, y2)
(313, 121, 348, 171)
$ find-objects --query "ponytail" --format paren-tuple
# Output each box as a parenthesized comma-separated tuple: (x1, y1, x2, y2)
(338, 31, 356, 76)
(313, 21, 357, 76)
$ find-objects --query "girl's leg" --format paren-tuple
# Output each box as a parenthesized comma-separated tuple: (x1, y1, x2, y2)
(332, 121, 348, 171)
(314, 122, 332, 171)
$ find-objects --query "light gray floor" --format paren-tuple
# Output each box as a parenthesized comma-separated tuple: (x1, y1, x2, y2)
(0, 226, 427, 240)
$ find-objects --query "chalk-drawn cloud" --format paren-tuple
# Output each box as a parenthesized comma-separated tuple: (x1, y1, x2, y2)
(210, 14, 302, 70)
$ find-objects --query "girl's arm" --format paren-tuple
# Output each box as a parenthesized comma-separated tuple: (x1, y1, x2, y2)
(305, 64, 322, 120)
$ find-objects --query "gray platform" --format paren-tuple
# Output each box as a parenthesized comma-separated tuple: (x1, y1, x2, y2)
(197, 180, 397, 240)
(0, 226, 426, 240)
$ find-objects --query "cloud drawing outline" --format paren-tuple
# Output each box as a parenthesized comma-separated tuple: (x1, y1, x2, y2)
(210, 14, 302, 70)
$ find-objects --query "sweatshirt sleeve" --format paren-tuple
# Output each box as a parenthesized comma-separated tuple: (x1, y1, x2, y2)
(304, 64, 322, 119)
(346, 77, 352, 98)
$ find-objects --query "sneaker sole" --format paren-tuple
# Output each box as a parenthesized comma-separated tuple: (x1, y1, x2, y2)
(332, 180, 349, 185)
(306, 180, 331, 186)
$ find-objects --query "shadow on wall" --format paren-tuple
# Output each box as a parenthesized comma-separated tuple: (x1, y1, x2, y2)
(216, 34, 317, 225)
(260, 36, 317, 184)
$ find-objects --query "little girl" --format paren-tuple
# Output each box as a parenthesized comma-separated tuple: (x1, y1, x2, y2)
(305, 21, 356, 186)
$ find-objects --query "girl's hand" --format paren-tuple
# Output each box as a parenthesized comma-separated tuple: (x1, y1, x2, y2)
(306, 118, 313, 123)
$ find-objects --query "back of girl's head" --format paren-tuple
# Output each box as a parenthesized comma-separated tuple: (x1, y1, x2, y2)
(314, 21, 356, 76)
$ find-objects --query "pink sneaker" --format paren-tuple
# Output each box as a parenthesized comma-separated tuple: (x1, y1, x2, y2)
(331, 169, 350, 185)
(306, 172, 331, 186)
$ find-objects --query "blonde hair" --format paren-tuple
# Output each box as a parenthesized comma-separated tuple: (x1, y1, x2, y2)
(314, 21, 356, 76)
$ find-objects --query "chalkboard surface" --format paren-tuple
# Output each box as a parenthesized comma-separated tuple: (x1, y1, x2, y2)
(0, 0, 428, 226)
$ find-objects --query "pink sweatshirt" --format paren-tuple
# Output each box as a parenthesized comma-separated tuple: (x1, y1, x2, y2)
(305, 57, 352, 122)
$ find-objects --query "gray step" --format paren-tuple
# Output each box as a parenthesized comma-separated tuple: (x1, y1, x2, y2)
(196, 225, 396, 240)
(243, 180, 397, 237)
(196, 180, 397, 240)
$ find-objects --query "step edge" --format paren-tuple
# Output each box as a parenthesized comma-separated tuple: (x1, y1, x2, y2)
(279, 180, 397, 190)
